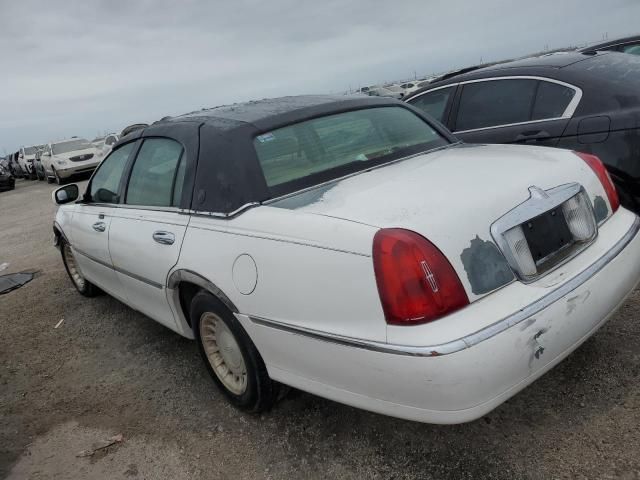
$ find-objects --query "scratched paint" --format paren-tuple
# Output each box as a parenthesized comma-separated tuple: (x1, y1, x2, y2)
(566, 290, 591, 315)
(270, 183, 337, 210)
(460, 236, 514, 295)
(593, 196, 608, 223)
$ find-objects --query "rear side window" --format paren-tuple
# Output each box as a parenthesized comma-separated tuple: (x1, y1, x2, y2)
(409, 86, 455, 122)
(456, 79, 537, 131)
(125, 138, 184, 207)
(532, 81, 576, 120)
(254, 106, 447, 189)
(89, 142, 135, 203)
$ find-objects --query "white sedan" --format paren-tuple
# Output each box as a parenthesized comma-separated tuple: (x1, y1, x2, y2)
(51, 95, 640, 424)
(42, 138, 102, 184)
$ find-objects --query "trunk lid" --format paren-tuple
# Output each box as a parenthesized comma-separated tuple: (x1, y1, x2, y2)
(271, 143, 609, 301)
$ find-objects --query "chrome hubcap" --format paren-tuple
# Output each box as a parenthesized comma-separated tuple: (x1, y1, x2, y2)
(64, 243, 85, 290)
(199, 312, 247, 395)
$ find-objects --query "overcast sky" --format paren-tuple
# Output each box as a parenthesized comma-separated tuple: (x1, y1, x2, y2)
(1, 0, 638, 153)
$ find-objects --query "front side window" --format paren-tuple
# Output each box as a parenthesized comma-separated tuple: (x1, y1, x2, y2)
(409, 86, 455, 123)
(126, 138, 183, 207)
(456, 79, 537, 131)
(89, 142, 136, 203)
(532, 81, 576, 120)
(254, 106, 447, 189)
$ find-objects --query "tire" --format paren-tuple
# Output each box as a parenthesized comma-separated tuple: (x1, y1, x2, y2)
(60, 240, 101, 297)
(53, 167, 64, 185)
(191, 291, 279, 412)
(46, 173, 54, 184)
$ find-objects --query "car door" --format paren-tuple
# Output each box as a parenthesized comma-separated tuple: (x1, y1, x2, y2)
(107, 137, 189, 331)
(70, 141, 138, 302)
(448, 78, 578, 147)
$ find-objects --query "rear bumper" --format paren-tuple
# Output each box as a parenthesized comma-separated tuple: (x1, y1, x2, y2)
(240, 211, 640, 424)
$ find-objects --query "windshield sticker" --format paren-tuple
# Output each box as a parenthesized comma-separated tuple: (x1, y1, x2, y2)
(257, 133, 275, 143)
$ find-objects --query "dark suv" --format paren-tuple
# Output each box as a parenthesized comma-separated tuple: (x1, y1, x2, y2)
(405, 51, 640, 212)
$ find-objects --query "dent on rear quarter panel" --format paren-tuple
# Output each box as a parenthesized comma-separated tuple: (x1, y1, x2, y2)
(460, 236, 514, 295)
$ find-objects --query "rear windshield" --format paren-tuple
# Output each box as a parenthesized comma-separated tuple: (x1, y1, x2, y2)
(254, 106, 448, 192)
(23, 146, 38, 155)
(52, 139, 91, 155)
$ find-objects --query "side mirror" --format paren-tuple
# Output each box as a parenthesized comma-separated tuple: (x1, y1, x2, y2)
(52, 184, 79, 205)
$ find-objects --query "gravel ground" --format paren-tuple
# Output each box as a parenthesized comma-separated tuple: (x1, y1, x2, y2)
(1, 178, 640, 480)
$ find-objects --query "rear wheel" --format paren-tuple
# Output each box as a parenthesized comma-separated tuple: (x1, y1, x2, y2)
(61, 240, 101, 297)
(191, 291, 279, 412)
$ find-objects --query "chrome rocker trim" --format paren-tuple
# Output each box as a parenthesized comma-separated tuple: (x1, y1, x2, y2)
(250, 216, 640, 357)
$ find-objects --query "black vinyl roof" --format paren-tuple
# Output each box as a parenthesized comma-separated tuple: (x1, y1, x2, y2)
(164, 94, 400, 132)
(120, 94, 456, 215)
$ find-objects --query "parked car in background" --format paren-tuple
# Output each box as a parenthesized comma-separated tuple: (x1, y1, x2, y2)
(579, 34, 640, 55)
(399, 81, 420, 96)
(6, 152, 21, 177)
(41, 138, 100, 184)
(52, 94, 640, 424)
(120, 123, 148, 137)
(92, 133, 119, 157)
(18, 145, 39, 179)
(366, 86, 404, 99)
(405, 51, 640, 213)
(0, 162, 15, 191)
(34, 148, 46, 181)
(91, 136, 105, 147)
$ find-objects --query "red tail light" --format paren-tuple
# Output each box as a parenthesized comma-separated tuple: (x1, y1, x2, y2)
(575, 151, 620, 213)
(373, 229, 469, 325)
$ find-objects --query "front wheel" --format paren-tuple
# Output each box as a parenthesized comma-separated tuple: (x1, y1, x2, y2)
(61, 241, 101, 297)
(52, 167, 65, 185)
(191, 292, 279, 412)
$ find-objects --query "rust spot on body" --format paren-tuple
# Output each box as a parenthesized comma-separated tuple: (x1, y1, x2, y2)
(460, 236, 514, 295)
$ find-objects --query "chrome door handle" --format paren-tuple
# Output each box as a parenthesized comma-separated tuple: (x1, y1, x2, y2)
(92, 222, 106, 232)
(153, 231, 175, 245)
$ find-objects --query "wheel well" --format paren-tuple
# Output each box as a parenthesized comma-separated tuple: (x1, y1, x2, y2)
(178, 281, 204, 328)
(53, 225, 64, 248)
